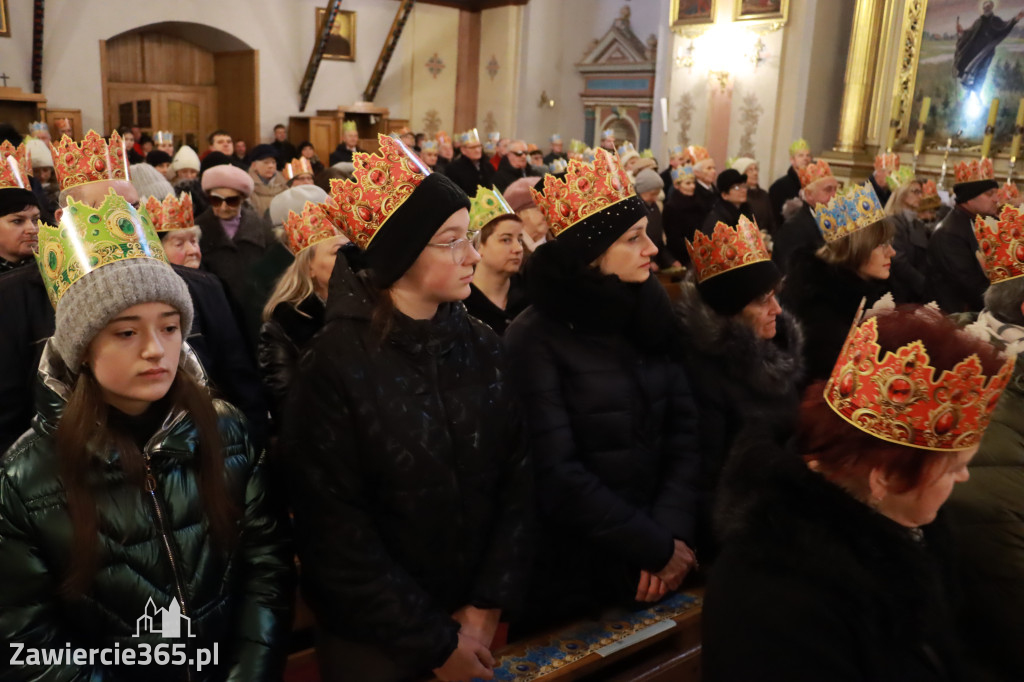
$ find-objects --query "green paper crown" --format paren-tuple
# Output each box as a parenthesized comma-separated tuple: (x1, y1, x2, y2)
(342, 120, 357, 133)
(469, 185, 515, 237)
(886, 166, 915, 191)
(35, 190, 166, 308)
(789, 138, 810, 155)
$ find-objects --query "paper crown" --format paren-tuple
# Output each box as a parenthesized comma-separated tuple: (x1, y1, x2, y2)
(483, 142, 496, 154)
(797, 159, 833, 188)
(283, 200, 342, 255)
(669, 145, 685, 156)
(617, 142, 637, 158)
(997, 181, 1021, 207)
(686, 215, 771, 284)
(419, 139, 439, 153)
(342, 120, 358, 133)
(437, 131, 451, 145)
(153, 130, 174, 145)
(973, 203, 1024, 284)
(581, 148, 597, 164)
(549, 158, 568, 174)
(469, 185, 515, 236)
(530, 148, 634, 239)
(49, 130, 129, 191)
(35, 190, 166, 307)
(789, 138, 810, 155)
(327, 134, 430, 250)
(0, 151, 28, 189)
(550, 133, 562, 143)
(955, 158, 995, 184)
(671, 165, 696, 182)
(285, 157, 314, 180)
(918, 179, 941, 211)
(527, 143, 540, 153)
(874, 152, 901, 173)
(602, 129, 615, 140)
(824, 310, 1014, 451)
(685, 145, 710, 164)
(568, 139, 586, 154)
(813, 182, 886, 243)
(886, 166, 915, 191)
(144, 192, 194, 233)
(640, 149, 655, 159)
(29, 121, 48, 134)
(1, 140, 32, 177)
(459, 128, 481, 146)
(488, 131, 501, 142)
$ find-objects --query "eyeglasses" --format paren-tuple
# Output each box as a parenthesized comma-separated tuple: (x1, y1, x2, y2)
(426, 238, 476, 265)
(509, 151, 527, 157)
(209, 194, 243, 208)
(730, 184, 747, 192)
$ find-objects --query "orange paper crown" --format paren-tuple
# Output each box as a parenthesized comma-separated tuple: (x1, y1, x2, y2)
(685, 145, 710, 165)
(874, 152, 900, 172)
(0, 140, 32, 177)
(686, 215, 770, 283)
(955, 158, 995, 184)
(824, 311, 1014, 451)
(283, 201, 342, 255)
(997, 181, 1021, 206)
(797, 159, 833, 188)
(530, 148, 634, 238)
(49, 130, 129, 191)
(285, 157, 314, 181)
(973, 203, 1024, 284)
(0, 153, 28, 189)
(144, 192, 194, 233)
(327, 134, 430, 249)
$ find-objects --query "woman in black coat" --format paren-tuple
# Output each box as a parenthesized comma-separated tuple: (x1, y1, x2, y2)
(505, 149, 700, 629)
(885, 179, 932, 303)
(283, 136, 532, 682)
(662, 166, 706, 265)
(781, 184, 895, 383)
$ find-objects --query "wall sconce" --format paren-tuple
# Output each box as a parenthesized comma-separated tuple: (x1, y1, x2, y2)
(675, 40, 695, 70)
(746, 21, 784, 69)
(538, 91, 555, 108)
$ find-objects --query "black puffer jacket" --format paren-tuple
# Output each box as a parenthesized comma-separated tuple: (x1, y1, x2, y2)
(781, 248, 890, 384)
(257, 293, 325, 421)
(504, 241, 700, 623)
(704, 432, 965, 682)
(282, 256, 533, 674)
(674, 282, 804, 556)
(0, 343, 294, 682)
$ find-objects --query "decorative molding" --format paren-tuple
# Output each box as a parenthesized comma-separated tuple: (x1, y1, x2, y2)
(486, 55, 500, 80)
(674, 93, 695, 146)
(423, 108, 441, 135)
(483, 110, 497, 134)
(426, 52, 446, 78)
(738, 93, 763, 158)
(888, 0, 926, 148)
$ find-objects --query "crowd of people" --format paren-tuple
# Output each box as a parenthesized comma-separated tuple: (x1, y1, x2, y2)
(0, 116, 1021, 682)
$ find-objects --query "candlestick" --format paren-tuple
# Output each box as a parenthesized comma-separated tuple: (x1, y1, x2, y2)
(918, 96, 931, 125)
(982, 98, 999, 158)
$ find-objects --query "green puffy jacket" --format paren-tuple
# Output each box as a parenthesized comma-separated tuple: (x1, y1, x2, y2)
(0, 342, 294, 682)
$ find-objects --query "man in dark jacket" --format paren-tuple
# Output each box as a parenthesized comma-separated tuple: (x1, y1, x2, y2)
(444, 131, 495, 196)
(772, 164, 838, 272)
(693, 157, 718, 217)
(769, 139, 812, 223)
(493, 140, 531, 192)
(700, 168, 754, 235)
(269, 124, 296, 171)
(926, 171, 998, 313)
(329, 123, 360, 166)
(543, 134, 567, 166)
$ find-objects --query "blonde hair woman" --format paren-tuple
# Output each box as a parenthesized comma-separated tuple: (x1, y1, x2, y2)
(885, 179, 931, 303)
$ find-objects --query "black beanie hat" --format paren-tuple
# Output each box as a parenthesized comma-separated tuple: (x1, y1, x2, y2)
(954, 179, 998, 204)
(696, 259, 782, 316)
(146, 150, 172, 167)
(200, 151, 232, 175)
(0, 187, 39, 217)
(555, 195, 649, 263)
(716, 168, 747, 195)
(250, 144, 278, 162)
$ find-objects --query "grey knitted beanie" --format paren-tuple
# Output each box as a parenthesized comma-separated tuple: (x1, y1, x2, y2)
(53, 257, 194, 372)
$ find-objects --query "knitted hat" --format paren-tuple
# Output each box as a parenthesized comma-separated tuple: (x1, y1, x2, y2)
(503, 176, 542, 212)
(171, 145, 201, 173)
(37, 192, 193, 371)
(250, 144, 278, 161)
(270, 184, 328, 228)
(201, 163, 254, 197)
(24, 138, 53, 169)
(131, 163, 174, 201)
(730, 157, 756, 176)
(634, 168, 663, 195)
(146, 150, 173, 167)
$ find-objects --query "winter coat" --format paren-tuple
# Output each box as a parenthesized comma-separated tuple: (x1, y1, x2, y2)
(870, 173, 893, 210)
(328, 144, 356, 166)
(0, 343, 294, 682)
(944, 311, 1024, 682)
(890, 211, 932, 304)
(493, 156, 529, 192)
(463, 274, 529, 336)
(281, 255, 533, 675)
(504, 241, 700, 624)
(700, 198, 753, 235)
(270, 140, 296, 170)
(746, 185, 776, 234)
(772, 202, 823, 273)
(694, 181, 716, 216)
(662, 191, 705, 265)
(781, 248, 890, 383)
(769, 165, 801, 224)
(926, 206, 989, 313)
(642, 199, 676, 269)
(0, 264, 269, 455)
(442, 154, 496, 197)
(674, 282, 804, 556)
(247, 169, 287, 219)
(257, 293, 325, 421)
(703, 433, 966, 682)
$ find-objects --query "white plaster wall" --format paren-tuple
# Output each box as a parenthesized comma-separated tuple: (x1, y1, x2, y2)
(407, 4, 459, 135)
(478, 5, 523, 139)
(0, 0, 35, 93)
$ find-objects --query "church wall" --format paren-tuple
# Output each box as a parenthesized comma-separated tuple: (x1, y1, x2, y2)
(477, 5, 524, 141)
(406, 4, 459, 137)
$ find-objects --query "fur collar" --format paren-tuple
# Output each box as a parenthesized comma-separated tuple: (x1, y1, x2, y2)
(675, 282, 805, 396)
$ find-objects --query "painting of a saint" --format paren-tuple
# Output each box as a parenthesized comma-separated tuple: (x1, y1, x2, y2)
(316, 8, 356, 62)
(955, 2, 1024, 93)
(734, 0, 788, 22)
(671, 0, 715, 27)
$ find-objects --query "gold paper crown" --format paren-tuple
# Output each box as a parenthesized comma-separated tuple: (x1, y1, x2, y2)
(145, 192, 194, 233)
(0, 154, 28, 189)
(459, 129, 481, 146)
(686, 215, 771, 284)
(812, 182, 886, 244)
(283, 201, 343, 255)
(285, 157, 314, 180)
(974, 204, 1024, 284)
(530, 148, 634, 238)
(49, 130, 129, 191)
(35, 190, 165, 307)
(0, 140, 32, 177)
(342, 120, 358, 133)
(469, 185, 515, 236)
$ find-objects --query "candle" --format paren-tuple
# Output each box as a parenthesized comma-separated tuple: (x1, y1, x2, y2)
(1016, 97, 1024, 127)
(918, 96, 931, 125)
(915, 128, 926, 156)
(988, 98, 1001, 128)
(982, 98, 999, 158)
(1012, 133, 1022, 163)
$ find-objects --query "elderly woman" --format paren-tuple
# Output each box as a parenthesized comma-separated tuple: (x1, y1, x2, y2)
(781, 183, 895, 382)
(662, 165, 705, 265)
(703, 302, 1012, 682)
(885, 178, 931, 303)
(464, 186, 528, 335)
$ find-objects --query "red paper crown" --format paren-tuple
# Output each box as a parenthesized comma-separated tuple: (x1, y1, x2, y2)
(686, 215, 770, 283)
(874, 152, 900, 172)
(955, 158, 995, 184)
(973, 203, 1024, 284)
(530, 148, 634, 238)
(824, 312, 1014, 451)
(285, 157, 314, 181)
(327, 134, 430, 249)
(0, 140, 31, 177)
(685, 145, 710, 165)
(921, 179, 938, 198)
(283, 201, 342, 255)
(797, 159, 833, 188)
(0, 153, 27, 189)
(145, 192, 194, 233)
(49, 130, 129, 191)
(997, 181, 1021, 207)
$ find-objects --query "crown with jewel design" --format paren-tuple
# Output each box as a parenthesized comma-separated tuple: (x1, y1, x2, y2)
(670, 145, 685, 156)
(0, 152, 28, 189)
(918, 178, 941, 211)
(459, 128, 481, 146)
(469, 185, 515, 237)
(550, 133, 562, 143)
(568, 139, 586, 154)
(824, 311, 1014, 451)
(1, 140, 32, 177)
(29, 121, 48, 134)
(685, 145, 710, 165)
(144, 192, 194, 233)
(420, 139, 439, 153)
(671, 165, 695, 182)
(997, 181, 1021, 207)
(686, 215, 770, 284)
(49, 130, 129, 191)
(327, 134, 430, 250)
(602, 129, 615, 140)
(342, 120, 358, 134)
(973, 203, 1024, 284)
(35, 190, 165, 307)
(812, 182, 886, 243)
(955, 157, 995, 184)
(874, 152, 900, 173)
(153, 130, 174, 145)
(285, 157, 314, 181)
(617, 142, 637, 158)
(797, 159, 832, 188)
(530, 148, 634, 239)
(550, 158, 569, 174)
(283, 200, 343, 255)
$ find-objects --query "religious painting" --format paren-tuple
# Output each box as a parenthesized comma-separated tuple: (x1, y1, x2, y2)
(0, 0, 9, 38)
(733, 0, 788, 23)
(912, 0, 1024, 149)
(670, 0, 716, 28)
(316, 8, 356, 62)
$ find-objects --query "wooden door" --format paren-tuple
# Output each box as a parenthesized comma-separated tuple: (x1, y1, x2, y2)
(161, 90, 216, 152)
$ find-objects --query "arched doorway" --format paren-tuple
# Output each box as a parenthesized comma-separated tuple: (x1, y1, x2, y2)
(100, 22, 258, 152)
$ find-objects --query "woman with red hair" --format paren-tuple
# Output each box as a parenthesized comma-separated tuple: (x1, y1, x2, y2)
(702, 303, 1014, 682)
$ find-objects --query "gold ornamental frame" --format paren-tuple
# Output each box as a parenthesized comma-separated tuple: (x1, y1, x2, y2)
(733, 0, 789, 24)
(670, 0, 716, 30)
(885, 0, 926, 151)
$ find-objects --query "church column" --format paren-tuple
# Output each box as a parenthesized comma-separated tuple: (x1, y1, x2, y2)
(639, 109, 652, 150)
(454, 10, 481, 134)
(584, 107, 596, 147)
(834, 0, 887, 152)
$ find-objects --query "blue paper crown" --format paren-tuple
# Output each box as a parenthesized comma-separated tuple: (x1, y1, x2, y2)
(812, 182, 886, 243)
